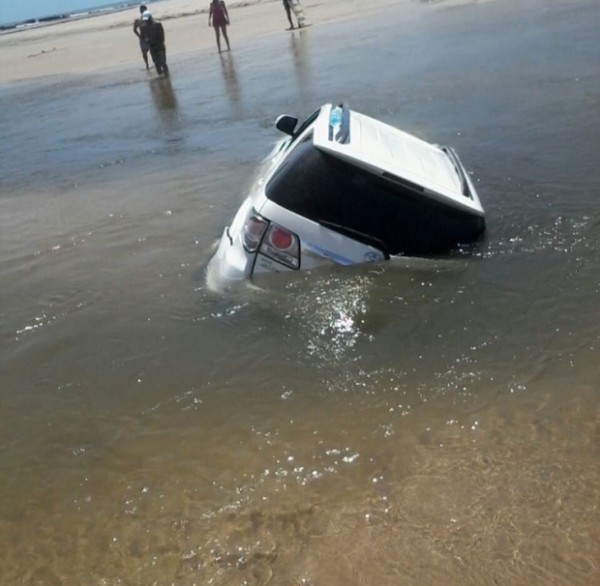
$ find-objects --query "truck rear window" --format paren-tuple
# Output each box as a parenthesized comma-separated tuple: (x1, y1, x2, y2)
(265, 133, 481, 254)
(265, 137, 473, 254)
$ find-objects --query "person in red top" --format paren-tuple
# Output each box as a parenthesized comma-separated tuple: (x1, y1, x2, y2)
(208, 0, 231, 53)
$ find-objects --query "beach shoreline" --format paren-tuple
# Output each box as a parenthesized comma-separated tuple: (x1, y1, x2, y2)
(0, 0, 454, 85)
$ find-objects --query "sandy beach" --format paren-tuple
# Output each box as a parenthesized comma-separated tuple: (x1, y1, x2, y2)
(0, 0, 420, 84)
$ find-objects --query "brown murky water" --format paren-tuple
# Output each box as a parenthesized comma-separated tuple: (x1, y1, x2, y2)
(1, 0, 599, 584)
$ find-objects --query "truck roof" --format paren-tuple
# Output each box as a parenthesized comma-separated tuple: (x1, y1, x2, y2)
(312, 104, 467, 201)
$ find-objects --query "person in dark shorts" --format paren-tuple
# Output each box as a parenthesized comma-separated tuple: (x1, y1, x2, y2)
(208, 0, 231, 53)
(133, 4, 150, 69)
(140, 11, 169, 75)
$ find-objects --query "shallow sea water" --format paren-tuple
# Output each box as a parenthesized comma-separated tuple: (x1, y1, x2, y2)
(1, 0, 599, 584)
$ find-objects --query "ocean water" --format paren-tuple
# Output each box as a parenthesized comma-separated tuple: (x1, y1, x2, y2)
(1, 0, 599, 584)
(0, 1, 138, 29)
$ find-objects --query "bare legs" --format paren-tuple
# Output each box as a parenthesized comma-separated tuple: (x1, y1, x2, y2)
(140, 42, 149, 69)
(284, 4, 295, 29)
(214, 25, 231, 53)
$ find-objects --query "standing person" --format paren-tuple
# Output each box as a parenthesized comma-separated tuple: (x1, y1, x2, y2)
(282, 0, 295, 30)
(208, 0, 231, 53)
(288, 0, 308, 28)
(141, 11, 169, 75)
(133, 4, 150, 68)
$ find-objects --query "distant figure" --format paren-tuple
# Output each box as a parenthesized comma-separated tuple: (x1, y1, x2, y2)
(141, 11, 169, 75)
(208, 0, 231, 53)
(284, 0, 308, 29)
(133, 4, 150, 68)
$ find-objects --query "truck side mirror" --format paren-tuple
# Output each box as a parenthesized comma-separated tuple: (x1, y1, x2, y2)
(275, 115, 298, 136)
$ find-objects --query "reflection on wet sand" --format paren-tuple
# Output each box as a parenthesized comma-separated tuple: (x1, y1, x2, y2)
(290, 28, 312, 103)
(219, 52, 242, 117)
(146, 75, 185, 152)
(148, 75, 180, 128)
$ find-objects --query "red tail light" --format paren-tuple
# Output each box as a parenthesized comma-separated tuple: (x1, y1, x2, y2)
(242, 210, 300, 270)
(268, 227, 293, 251)
(260, 224, 300, 269)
